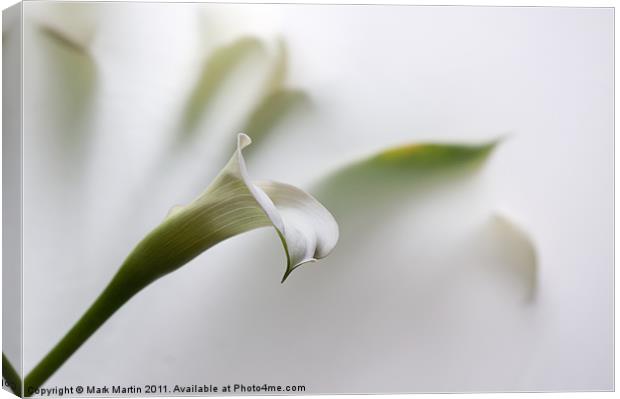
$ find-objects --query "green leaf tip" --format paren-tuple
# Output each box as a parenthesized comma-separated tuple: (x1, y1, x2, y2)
(368, 139, 499, 170)
(317, 137, 500, 191)
(310, 137, 501, 222)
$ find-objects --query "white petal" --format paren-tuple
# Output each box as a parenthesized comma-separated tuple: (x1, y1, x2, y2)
(256, 180, 339, 281)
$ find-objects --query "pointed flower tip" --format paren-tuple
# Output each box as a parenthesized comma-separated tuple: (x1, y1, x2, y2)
(280, 258, 318, 284)
(237, 132, 252, 149)
(280, 269, 292, 284)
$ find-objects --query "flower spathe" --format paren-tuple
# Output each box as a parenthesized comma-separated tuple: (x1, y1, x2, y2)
(121, 133, 339, 286)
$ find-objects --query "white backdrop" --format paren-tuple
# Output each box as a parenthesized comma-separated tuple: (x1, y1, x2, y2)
(4, 1, 614, 394)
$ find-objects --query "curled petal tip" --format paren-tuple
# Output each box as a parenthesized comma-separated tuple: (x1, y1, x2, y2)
(237, 132, 252, 149)
(280, 258, 318, 284)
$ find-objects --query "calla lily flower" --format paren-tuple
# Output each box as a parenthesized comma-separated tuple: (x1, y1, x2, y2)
(24, 133, 338, 395)
(130, 132, 339, 284)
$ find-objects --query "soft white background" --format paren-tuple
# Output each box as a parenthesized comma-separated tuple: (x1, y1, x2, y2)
(0, 0, 616, 398)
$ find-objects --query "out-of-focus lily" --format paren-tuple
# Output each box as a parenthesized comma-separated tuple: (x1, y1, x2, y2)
(24, 133, 338, 395)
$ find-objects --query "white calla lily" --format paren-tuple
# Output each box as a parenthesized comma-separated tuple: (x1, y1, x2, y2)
(158, 133, 338, 282)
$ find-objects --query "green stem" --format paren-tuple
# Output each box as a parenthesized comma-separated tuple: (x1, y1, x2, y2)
(3, 353, 22, 396)
(23, 268, 150, 397)
(24, 191, 247, 396)
(22, 210, 216, 395)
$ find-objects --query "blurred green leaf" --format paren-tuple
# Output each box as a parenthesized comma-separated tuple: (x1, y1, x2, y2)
(40, 24, 90, 55)
(313, 139, 499, 217)
(242, 88, 309, 142)
(39, 23, 96, 118)
(264, 38, 288, 93)
(351, 141, 497, 173)
(182, 37, 264, 136)
(38, 24, 97, 176)
(239, 39, 310, 151)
